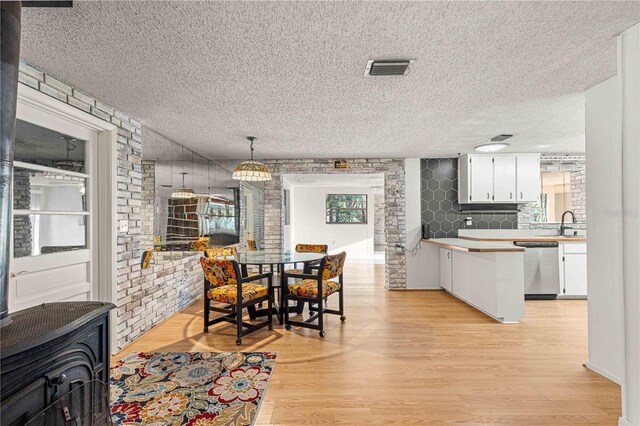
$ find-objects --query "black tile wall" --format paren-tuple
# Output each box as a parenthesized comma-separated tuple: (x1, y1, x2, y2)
(421, 158, 518, 238)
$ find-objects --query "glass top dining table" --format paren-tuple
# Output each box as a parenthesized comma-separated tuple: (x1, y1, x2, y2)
(233, 250, 325, 324)
(235, 251, 324, 266)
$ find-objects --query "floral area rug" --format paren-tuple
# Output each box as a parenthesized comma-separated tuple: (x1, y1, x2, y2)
(110, 352, 277, 425)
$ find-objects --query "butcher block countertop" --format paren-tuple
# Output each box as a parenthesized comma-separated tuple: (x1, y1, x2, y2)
(422, 238, 525, 253)
(458, 235, 586, 243)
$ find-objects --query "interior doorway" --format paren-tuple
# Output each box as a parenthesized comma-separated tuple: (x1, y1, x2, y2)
(8, 85, 118, 318)
(282, 173, 385, 265)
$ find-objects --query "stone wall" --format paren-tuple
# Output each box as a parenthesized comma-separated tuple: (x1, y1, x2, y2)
(18, 61, 203, 350)
(518, 155, 586, 230)
(261, 159, 406, 289)
(141, 161, 156, 248)
(13, 169, 33, 257)
(373, 191, 385, 249)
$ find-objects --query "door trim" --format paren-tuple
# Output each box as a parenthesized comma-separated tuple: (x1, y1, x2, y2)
(17, 84, 119, 352)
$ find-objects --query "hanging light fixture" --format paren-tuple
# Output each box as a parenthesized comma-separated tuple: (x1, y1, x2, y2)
(232, 136, 272, 181)
(171, 172, 195, 198)
(172, 147, 196, 198)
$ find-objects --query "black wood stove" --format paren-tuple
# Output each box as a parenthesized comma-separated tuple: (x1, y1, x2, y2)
(0, 302, 115, 425)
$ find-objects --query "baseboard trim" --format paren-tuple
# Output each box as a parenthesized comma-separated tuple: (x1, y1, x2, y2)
(618, 417, 633, 426)
(584, 361, 622, 385)
(402, 287, 443, 291)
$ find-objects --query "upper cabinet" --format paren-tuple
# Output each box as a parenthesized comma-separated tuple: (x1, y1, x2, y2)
(458, 154, 540, 204)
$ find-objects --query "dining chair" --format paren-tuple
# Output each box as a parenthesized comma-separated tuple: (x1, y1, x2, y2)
(283, 251, 346, 337)
(189, 236, 210, 252)
(200, 257, 273, 345)
(285, 244, 328, 274)
(204, 246, 237, 259)
(140, 248, 153, 269)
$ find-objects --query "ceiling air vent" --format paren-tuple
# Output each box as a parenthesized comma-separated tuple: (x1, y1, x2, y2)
(364, 59, 414, 77)
(490, 134, 513, 142)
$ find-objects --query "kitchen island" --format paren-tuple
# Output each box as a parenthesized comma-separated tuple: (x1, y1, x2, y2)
(423, 238, 525, 323)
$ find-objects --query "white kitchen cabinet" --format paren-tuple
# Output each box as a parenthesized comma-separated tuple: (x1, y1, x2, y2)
(516, 155, 541, 202)
(559, 243, 588, 298)
(493, 155, 517, 202)
(439, 248, 453, 291)
(458, 154, 539, 204)
(470, 155, 494, 203)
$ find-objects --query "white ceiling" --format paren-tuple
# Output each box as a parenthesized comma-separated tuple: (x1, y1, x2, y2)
(284, 173, 384, 189)
(20, 1, 639, 159)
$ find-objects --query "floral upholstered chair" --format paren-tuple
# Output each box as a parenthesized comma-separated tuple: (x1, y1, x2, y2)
(189, 237, 210, 252)
(140, 248, 153, 270)
(200, 258, 273, 345)
(204, 246, 237, 259)
(247, 239, 258, 251)
(283, 251, 346, 337)
(285, 244, 328, 275)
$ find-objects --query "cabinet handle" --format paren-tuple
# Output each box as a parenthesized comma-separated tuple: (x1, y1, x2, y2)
(486, 192, 490, 200)
(447, 251, 450, 259)
(520, 192, 523, 199)
(509, 192, 512, 200)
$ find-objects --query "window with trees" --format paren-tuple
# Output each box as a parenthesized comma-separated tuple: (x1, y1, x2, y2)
(326, 194, 367, 224)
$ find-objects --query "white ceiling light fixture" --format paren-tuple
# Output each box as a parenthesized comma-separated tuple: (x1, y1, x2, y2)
(474, 142, 510, 153)
(232, 136, 272, 182)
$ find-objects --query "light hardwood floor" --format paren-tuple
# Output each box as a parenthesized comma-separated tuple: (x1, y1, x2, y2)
(114, 259, 621, 424)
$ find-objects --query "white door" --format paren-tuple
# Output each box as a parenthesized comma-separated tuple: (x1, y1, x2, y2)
(470, 155, 494, 203)
(516, 155, 541, 202)
(563, 254, 588, 296)
(439, 248, 453, 291)
(493, 155, 516, 202)
(9, 116, 97, 312)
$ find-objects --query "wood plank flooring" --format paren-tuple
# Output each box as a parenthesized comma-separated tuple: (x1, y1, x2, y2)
(114, 259, 621, 424)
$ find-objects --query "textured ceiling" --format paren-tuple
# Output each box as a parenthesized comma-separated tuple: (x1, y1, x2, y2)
(20, 1, 640, 159)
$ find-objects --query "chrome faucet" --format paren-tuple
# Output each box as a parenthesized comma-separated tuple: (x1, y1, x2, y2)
(560, 210, 577, 236)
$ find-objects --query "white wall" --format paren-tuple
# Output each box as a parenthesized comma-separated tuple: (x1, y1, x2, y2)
(405, 159, 440, 289)
(291, 186, 374, 259)
(585, 76, 624, 385)
(619, 23, 640, 426)
(585, 23, 640, 426)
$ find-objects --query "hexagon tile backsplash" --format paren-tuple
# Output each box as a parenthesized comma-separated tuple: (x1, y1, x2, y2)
(421, 158, 518, 238)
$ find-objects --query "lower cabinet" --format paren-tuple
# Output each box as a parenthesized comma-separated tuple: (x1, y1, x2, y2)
(559, 243, 588, 298)
(439, 248, 453, 292)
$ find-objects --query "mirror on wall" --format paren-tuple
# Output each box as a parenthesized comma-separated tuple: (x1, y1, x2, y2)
(530, 171, 581, 223)
(142, 129, 239, 252)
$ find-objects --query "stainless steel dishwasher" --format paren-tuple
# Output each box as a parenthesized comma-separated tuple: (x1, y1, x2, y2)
(513, 241, 560, 300)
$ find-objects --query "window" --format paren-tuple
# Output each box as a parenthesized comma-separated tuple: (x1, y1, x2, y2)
(12, 120, 89, 257)
(326, 194, 367, 224)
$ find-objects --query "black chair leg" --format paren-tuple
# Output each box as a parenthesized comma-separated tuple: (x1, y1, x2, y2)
(236, 304, 243, 345)
(295, 300, 305, 314)
(247, 304, 257, 320)
(339, 288, 346, 321)
(203, 297, 210, 332)
(318, 296, 325, 338)
(268, 276, 274, 330)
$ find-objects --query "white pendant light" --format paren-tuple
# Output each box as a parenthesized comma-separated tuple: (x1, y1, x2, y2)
(232, 136, 272, 182)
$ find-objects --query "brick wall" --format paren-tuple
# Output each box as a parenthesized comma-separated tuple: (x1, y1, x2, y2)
(13, 169, 32, 257)
(261, 159, 406, 289)
(18, 61, 203, 350)
(373, 191, 385, 248)
(141, 161, 156, 248)
(518, 155, 586, 229)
